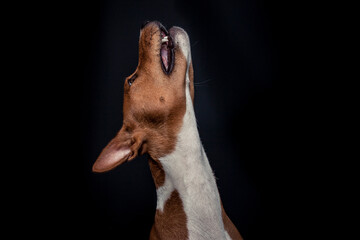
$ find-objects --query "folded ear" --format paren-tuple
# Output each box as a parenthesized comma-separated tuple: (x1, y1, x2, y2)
(92, 128, 146, 173)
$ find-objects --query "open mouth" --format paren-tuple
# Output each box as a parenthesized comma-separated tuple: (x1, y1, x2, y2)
(159, 25, 174, 74)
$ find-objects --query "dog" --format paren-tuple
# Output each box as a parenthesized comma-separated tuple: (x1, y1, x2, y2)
(92, 21, 243, 240)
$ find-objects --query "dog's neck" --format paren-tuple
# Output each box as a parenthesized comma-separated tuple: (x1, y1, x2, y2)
(150, 70, 227, 239)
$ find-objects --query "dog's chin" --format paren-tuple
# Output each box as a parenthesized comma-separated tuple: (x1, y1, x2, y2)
(168, 27, 191, 66)
(159, 25, 175, 75)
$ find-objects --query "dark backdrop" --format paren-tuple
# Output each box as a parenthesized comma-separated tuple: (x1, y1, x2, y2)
(20, 0, 324, 239)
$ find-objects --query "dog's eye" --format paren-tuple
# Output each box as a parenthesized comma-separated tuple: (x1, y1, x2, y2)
(128, 75, 137, 86)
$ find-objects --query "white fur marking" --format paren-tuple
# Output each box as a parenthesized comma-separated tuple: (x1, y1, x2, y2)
(158, 27, 228, 240)
(225, 231, 232, 240)
(156, 173, 174, 212)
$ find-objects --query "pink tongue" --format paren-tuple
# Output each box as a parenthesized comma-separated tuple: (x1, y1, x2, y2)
(161, 48, 169, 70)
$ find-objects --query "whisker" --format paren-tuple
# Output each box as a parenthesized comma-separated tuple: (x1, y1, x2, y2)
(191, 40, 200, 47)
(194, 78, 214, 86)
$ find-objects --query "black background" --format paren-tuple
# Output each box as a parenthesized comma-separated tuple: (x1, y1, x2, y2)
(13, 0, 330, 239)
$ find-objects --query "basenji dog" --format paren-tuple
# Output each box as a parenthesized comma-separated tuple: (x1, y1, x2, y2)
(92, 21, 243, 240)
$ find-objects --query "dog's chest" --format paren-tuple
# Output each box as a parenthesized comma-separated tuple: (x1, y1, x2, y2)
(157, 149, 226, 240)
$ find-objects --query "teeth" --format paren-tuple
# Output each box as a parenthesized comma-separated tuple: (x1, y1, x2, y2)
(161, 36, 168, 43)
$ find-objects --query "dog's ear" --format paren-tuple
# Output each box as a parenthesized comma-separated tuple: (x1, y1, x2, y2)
(92, 127, 146, 173)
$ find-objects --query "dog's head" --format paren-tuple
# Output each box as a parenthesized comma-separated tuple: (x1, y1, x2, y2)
(93, 21, 194, 172)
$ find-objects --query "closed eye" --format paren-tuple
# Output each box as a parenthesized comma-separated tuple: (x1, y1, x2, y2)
(128, 74, 137, 86)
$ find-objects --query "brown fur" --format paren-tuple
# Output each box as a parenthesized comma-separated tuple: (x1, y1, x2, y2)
(148, 157, 189, 239)
(150, 190, 188, 240)
(148, 157, 165, 188)
(92, 21, 242, 240)
(222, 203, 243, 240)
(122, 22, 188, 160)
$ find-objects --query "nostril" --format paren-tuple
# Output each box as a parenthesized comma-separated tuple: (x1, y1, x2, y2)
(140, 20, 150, 30)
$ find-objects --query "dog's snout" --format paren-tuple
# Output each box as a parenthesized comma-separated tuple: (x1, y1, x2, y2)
(140, 20, 150, 30)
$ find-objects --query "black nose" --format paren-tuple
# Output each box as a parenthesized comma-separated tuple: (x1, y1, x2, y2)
(140, 20, 150, 30)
